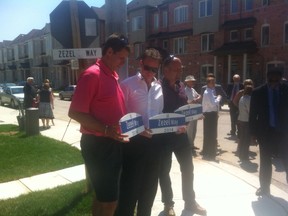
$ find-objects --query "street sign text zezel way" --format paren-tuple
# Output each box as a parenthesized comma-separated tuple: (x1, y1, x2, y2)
(53, 48, 102, 60)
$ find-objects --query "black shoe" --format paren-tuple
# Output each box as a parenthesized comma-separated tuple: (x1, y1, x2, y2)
(192, 146, 199, 150)
(158, 206, 176, 216)
(255, 188, 270, 196)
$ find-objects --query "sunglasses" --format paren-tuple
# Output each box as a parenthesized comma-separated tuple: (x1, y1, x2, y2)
(143, 65, 159, 74)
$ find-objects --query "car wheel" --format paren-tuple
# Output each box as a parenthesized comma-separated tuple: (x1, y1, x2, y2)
(69, 95, 73, 101)
(59, 94, 64, 100)
(11, 100, 16, 109)
(0, 98, 3, 106)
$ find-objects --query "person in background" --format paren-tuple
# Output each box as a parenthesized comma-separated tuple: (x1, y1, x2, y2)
(23, 77, 37, 109)
(237, 84, 253, 162)
(158, 56, 206, 216)
(200, 73, 227, 107)
(249, 68, 288, 196)
(226, 74, 244, 136)
(184, 75, 201, 156)
(43, 79, 55, 126)
(115, 48, 163, 216)
(201, 76, 222, 160)
(37, 83, 54, 129)
(68, 33, 130, 216)
(232, 79, 253, 108)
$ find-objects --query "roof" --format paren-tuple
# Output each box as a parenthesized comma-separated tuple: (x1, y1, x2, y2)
(211, 41, 258, 56)
(222, 17, 257, 30)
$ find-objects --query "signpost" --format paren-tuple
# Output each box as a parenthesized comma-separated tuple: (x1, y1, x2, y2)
(174, 104, 203, 122)
(119, 113, 145, 140)
(52, 48, 102, 60)
(149, 113, 186, 134)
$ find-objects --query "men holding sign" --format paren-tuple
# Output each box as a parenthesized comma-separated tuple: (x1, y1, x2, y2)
(115, 48, 163, 216)
(159, 56, 206, 216)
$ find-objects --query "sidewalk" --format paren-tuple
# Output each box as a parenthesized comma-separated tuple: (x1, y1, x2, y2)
(0, 105, 287, 215)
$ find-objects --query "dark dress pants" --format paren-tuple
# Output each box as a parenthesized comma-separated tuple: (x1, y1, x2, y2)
(228, 102, 238, 134)
(159, 133, 195, 209)
(202, 112, 218, 158)
(115, 134, 162, 216)
(257, 129, 287, 191)
(237, 121, 250, 160)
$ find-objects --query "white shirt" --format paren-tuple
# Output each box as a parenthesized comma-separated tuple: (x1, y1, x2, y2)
(202, 87, 221, 112)
(238, 95, 251, 122)
(185, 86, 200, 103)
(120, 72, 163, 128)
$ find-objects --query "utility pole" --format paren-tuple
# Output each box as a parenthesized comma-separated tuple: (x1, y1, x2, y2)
(69, 0, 82, 83)
(105, 0, 128, 80)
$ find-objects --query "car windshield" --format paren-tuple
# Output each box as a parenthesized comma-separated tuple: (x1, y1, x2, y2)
(11, 87, 24, 94)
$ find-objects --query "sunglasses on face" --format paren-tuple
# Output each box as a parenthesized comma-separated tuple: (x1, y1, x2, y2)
(143, 65, 159, 74)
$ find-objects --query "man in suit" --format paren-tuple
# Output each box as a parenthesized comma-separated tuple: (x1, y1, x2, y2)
(249, 68, 288, 196)
(226, 74, 244, 136)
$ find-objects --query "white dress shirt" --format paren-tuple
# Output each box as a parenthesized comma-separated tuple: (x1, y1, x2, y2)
(202, 87, 221, 113)
(120, 72, 163, 128)
(185, 86, 200, 103)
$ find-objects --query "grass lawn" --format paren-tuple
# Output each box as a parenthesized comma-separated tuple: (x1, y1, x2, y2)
(0, 124, 83, 183)
(0, 180, 93, 216)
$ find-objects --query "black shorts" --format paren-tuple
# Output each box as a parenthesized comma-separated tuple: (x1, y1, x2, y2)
(80, 134, 123, 202)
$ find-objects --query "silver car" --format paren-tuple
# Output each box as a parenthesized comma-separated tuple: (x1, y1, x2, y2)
(59, 85, 76, 100)
(0, 86, 24, 108)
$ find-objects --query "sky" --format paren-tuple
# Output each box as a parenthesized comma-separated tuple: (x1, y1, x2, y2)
(0, 0, 132, 42)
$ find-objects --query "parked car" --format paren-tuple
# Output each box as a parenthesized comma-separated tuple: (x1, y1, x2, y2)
(59, 85, 76, 100)
(0, 86, 24, 108)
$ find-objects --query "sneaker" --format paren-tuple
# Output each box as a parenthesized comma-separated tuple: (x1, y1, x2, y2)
(183, 202, 207, 216)
(158, 206, 176, 216)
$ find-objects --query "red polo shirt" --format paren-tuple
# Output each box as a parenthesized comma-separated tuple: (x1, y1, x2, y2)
(70, 59, 127, 136)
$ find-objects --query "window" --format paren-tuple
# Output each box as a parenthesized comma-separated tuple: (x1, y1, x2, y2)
(284, 22, 288, 44)
(132, 16, 143, 31)
(244, 28, 253, 40)
(199, 0, 212, 17)
(201, 65, 214, 83)
(261, 25, 269, 46)
(174, 6, 188, 24)
(174, 37, 187, 54)
(85, 19, 97, 36)
(231, 0, 238, 14)
(245, 0, 253, 11)
(201, 33, 214, 52)
(153, 13, 159, 30)
(262, 0, 270, 6)
(163, 40, 168, 50)
(230, 30, 239, 41)
(134, 43, 144, 59)
(162, 11, 168, 28)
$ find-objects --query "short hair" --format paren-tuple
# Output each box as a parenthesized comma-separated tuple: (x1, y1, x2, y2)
(44, 79, 50, 83)
(140, 48, 162, 62)
(206, 73, 215, 78)
(102, 33, 130, 56)
(243, 79, 253, 86)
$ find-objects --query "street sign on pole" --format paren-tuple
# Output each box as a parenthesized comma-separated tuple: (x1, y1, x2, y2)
(52, 48, 102, 60)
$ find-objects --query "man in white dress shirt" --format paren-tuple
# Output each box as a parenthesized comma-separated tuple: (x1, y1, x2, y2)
(202, 76, 222, 160)
(115, 48, 163, 216)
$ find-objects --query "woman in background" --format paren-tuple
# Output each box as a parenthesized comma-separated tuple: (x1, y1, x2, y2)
(38, 83, 54, 129)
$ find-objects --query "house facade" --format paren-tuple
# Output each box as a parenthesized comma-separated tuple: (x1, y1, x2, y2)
(127, 0, 288, 89)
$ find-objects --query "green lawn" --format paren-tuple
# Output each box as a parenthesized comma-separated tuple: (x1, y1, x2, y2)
(0, 180, 93, 216)
(0, 124, 83, 183)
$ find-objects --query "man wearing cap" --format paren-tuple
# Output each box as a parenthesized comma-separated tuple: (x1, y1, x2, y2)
(184, 75, 201, 156)
(249, 68, 288, 196)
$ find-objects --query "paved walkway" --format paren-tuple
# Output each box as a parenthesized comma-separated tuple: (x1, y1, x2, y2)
(0, 105, 287, 216)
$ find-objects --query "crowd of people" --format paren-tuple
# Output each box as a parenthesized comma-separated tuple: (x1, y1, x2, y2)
(59, 33, 287, 216)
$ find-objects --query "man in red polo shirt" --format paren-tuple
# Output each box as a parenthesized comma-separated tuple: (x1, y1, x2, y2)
(68, 33, 130, 216)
